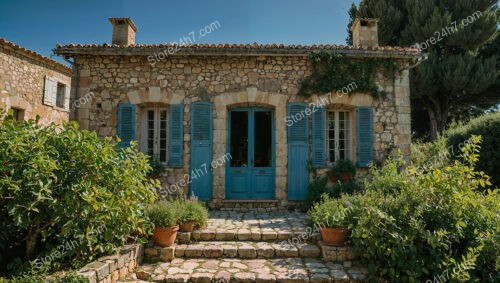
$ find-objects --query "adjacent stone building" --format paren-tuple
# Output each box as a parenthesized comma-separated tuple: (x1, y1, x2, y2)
(0, 38, 72, 125)
(54, 18, 414, 208)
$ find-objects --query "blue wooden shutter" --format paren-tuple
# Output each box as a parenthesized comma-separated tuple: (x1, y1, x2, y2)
(168, 104, 184, 167)
(312, 106, 326, 167)
(117, 104, 136, 149)
(356, 106, 373, 167)
(287, 103, 309, 200)
(190, 102, 213, 200)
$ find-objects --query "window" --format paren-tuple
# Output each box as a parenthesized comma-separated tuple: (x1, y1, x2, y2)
(327, 110, 352, 163)
(56, 83, 65, 108)
(141, 107, 168, 163)
(43, 76, 69, 110)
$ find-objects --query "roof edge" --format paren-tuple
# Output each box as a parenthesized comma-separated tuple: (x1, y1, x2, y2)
(53, 44, 417, 60)
(1, 38, 72, 75)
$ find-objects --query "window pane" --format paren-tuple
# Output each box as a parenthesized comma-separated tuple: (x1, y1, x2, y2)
(254, 111, 272, 167)
(160, 110, 167, 120)
(159, 150, 167, 162)
(56, 83, 65, 108)
(230, 111, 248, 167)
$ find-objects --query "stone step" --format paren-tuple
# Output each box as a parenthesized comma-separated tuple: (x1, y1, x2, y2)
(178, 228, 320, 244)
(145, 242, 322, 261)
(126, 258, 368, 282)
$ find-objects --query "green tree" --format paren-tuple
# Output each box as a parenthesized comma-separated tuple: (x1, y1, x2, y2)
(348, 0, 498, 140)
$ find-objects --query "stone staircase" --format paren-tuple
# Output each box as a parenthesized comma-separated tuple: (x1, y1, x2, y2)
(121, 210, 367, 282)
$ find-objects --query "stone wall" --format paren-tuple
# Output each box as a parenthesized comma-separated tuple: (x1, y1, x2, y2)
(0, 39, 71, 125)
(71, 54, 411, 206)
(77, 244, 143, 283)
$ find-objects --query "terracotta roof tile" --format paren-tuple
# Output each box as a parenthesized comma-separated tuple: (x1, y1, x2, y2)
(54, 42, 419, 58)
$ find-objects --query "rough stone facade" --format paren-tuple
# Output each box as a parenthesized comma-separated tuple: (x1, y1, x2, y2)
(55, 52, 411, 207)
(0, 38, 72, 125)
(54, 17, 413, 208)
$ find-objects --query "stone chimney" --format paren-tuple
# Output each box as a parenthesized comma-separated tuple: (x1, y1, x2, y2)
(108, 18, 138, 46)
(350, 18, 379, 48)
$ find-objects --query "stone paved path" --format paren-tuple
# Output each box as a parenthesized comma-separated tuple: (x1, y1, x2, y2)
(184, 211, 319, 243)
(125, 258, 367, 282)
(120, 211, 368, 282)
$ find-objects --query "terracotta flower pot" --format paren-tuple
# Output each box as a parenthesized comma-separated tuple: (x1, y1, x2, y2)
(320, 227, 349, 246)
(179, 221, 196, 232)
(329, 175, 339, 182)
(340, 172, 352, 182)
(152, 225, 179, 247)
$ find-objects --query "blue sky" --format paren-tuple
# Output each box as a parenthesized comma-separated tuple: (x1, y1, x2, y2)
(0, 0, 360, 64)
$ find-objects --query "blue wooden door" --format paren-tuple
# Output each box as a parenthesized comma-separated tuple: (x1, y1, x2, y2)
(226, 108, 275, 199)
(190, 102, 213, 200)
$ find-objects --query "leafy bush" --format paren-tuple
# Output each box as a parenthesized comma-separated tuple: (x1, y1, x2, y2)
(147, 155, 165, 178)
(446, 112, 500, 186)
(302, 176, 361, 211)
(328, 159, 356, 179)
(308, 194, 353, 228)
(177, 199, 209, 228)
(145, 201, 180, 227)
(411, 134, 449, 167)
(1, 270, 87, 283)
(0, 117, 157, 276)
(302, 176, 328, 211)
(347, 135, 499, 282)
(326, 180, 362, 198)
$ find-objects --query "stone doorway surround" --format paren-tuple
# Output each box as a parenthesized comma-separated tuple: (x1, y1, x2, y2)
(212, 87, 288, 207)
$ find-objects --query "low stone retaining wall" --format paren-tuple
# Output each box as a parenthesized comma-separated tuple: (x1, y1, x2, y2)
(144, 245, 175, 262)
(77, 244, 143, 283)
(318, 241, 358, 261)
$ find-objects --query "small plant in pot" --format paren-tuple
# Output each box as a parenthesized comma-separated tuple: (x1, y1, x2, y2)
(308, 194, 352, 246)
(145, 201, 180, 247)
(328, 159, 356, 182)
(177, 199, 209, 232)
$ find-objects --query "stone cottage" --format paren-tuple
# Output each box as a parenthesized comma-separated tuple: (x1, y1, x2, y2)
(0, 38, 72, 125)
(54, 18, 414, 209)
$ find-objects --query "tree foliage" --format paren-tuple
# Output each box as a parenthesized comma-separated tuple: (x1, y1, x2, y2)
(348, 0, 499, 140)
(0, 115, 157, 276)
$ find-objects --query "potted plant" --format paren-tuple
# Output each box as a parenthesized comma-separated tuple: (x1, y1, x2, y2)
(177, 199, 209, 232)
(328, 159, 356, 182)
(146, 156, 165, 179)
(308, 194, 351, 246)
(145, 201, 180, 247)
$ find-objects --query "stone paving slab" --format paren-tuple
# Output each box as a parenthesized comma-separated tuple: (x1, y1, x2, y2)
(179, 211, 320, 243)
(123, 258, 368, 282)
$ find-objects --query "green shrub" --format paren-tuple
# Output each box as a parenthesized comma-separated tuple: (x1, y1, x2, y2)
(326, 180, 362, 198)
(1, 270, 86, 283)
(0, 117, 157, 276)
(348, 135, 499, 282)
(147, 156, 165, 178)
(145, 201, 180, 227)
(328, 159, 356, 179)
(177, 199, 209, 228)
(302, 176, 362, 212)
(302, 176, 328, 211)
(308, 194, 353, 228)
(411, 134, 449, 167)
(446, 112, 500, 186)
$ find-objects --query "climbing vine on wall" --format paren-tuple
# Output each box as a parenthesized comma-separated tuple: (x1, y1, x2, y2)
(298, 50, 399, 98)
